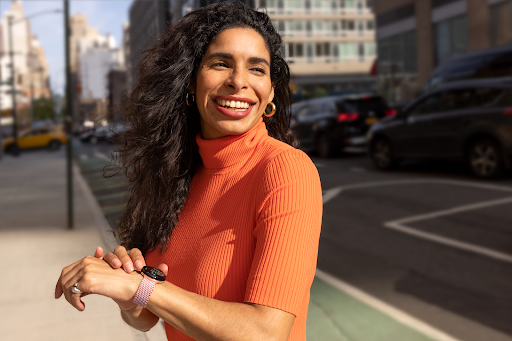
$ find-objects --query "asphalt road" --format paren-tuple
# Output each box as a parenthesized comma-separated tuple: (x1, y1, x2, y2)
(76, 139, 512, 341)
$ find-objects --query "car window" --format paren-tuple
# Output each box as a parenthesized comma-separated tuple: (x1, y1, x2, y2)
(294, 106, 310, 120)
(39, 129, 50, 135)
(441, 89, 476, 111)
(407, 93, 443, 116)
(473, 88, 504, 107)
(344, 97, 387, 113)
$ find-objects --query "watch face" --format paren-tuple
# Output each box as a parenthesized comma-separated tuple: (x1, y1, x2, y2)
(142, 266, 166, 282)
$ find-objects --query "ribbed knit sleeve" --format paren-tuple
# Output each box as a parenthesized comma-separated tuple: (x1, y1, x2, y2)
(244, 148, 323, 316)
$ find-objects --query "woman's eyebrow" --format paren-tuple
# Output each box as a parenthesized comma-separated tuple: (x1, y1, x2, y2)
(206, 53, 270, 66)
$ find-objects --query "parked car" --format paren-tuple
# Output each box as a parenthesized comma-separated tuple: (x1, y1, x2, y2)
(2, 125, 67, 153)
(368, 78, 512, 179)
(106, 122, 130, 142)
(424, 43, 512, 92)
(79, 126, 109, 144)
(291, 94, 392, 157)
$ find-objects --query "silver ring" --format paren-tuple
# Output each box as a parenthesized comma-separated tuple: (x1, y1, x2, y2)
(71, 281, 82, 294)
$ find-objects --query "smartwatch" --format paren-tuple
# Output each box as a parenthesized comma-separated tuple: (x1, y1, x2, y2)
(133, 266, 166, 308)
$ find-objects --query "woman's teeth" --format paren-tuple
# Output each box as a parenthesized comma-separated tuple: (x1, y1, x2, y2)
(216, 99, 251, 110)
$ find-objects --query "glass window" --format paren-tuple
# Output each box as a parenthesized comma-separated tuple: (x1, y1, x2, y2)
(358, 43, 364, 58)
(324, 43, 331, 56)
(268, 0, 275, 6)
(295, 106, 310, 120)
(435, 15, 467, 65)
(307, 43, 313, 57)
(367, 20, 374, 30)
(296, 43, 304, 57)
(378, 30, 417, 74)
(315, 21, 322, 31)
(365, 42, 375, 56)
(260, 0, 267, 6)
(278, 21, 285, 31)
(296, 21, 303, 30)
(306, 21, 312, 31)
(314, 1, 321, 8)
(288, 43, 295, 57)
(278, 0, 284, 8)
(347, 21, 355, 30)
(333, 44, 339, 57)
(305, 0, 311, 9)
(441, 89, 475, 111)
(316, 43, 323, 56)
(332, 0, 337, 9)
(408, 93, 443, 116)
(345, 0, 355, 8)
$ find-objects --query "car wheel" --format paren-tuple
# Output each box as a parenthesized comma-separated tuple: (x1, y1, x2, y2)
(317, 134, 333, 158)
(468, 139, 504, 179)
(371, 138, 398, 171)
(48, 140, 61, 151)
(5, 144, 19, 155)
(90, 135, 98, 144)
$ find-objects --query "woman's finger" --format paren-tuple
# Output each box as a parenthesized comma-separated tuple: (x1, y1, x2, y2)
(104, 252, 123, 269)
(127, 248, 146, 271)
(113, 245, 134, 273)
(157, 263, 169, 276)
(54, 258, 83, 299)
(94, 246, 104, 260)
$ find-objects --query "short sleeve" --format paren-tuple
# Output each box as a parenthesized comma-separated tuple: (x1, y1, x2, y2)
(244, 149, 323, 315)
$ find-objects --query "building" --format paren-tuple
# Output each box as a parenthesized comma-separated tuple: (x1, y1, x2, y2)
(257, 0, 377, 99)
(129, 0, 172, 80)
(123, 22, 133, 90)
(374, 0, 512, 103)
(69, 13, 125, 123)
(0, 0, 51, 123)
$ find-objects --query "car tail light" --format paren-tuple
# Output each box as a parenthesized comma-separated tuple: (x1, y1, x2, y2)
(385, 109, 397, 116)
(337, 113, 359, 122)
(505, 108, 512, 115)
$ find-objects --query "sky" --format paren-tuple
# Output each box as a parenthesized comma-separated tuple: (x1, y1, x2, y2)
(0, 0, 133, 96)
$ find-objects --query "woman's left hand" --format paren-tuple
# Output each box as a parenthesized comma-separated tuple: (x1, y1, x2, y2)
(54, 256, 143, 311)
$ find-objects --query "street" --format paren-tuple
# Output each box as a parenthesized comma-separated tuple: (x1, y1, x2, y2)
(75, 139, 512, 341)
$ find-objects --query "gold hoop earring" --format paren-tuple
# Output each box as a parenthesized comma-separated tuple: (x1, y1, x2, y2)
(186, 93, 195, 106)
(264, 101, 276, 117)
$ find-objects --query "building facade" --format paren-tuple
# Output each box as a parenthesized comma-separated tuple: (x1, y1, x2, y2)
(0, 1, 51, 123)
(257, 0, 377, 99)
(374, 0, 512, 103)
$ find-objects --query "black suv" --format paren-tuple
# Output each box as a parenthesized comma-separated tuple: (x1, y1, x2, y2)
(291, 94, 391, 157)
(368, 78, 512, 179)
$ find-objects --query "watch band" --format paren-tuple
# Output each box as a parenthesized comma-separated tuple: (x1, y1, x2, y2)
(133, 274, 158, 308)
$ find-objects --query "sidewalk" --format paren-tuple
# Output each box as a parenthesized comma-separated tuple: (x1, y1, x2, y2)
(0, 149, 165, 341)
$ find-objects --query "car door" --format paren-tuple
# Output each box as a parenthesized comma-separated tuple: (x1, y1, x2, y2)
(18, 130, 39, 149)
(393, 92, 444, 157)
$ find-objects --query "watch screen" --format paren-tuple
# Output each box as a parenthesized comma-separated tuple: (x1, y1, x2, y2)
(142, 266, 166, 281)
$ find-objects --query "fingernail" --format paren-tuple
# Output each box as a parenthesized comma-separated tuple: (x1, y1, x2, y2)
(135, 260, 143, 269)
(112, 259, 121, 267)
(125, 262, 134, 272)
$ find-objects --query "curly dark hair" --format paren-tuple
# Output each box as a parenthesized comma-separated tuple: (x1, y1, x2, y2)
(112, 1, 298, 254)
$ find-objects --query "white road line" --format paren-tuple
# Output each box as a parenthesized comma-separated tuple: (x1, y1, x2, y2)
(315, 270, 463, 341)
(95, 151, 110, 161)
(314, 163, 326, 168)
(385, 196, 512, 264)
(322, 187, 343, 204)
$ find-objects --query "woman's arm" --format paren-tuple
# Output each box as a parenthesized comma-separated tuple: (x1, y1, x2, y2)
(56, 254, 294, 341)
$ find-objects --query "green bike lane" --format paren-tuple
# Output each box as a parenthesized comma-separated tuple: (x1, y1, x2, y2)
(76, 154, 458, 341)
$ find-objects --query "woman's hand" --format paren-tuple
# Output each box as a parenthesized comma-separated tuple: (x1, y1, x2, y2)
(92, 246, 168, 312)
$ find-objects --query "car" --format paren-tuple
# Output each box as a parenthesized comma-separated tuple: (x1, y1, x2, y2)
(291, 93, 392, 157)
(79, 126, 109, 144)
(106, 122, 130, 141)
(424, 43, 512, 92)
(368, 78, 512, 179)
(2, 125, 67, 153)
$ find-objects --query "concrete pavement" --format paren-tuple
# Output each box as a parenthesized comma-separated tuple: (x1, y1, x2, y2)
(0, 148, 165, 341)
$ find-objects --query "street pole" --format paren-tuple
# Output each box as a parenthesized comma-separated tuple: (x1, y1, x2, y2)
(64, 0, 73, 229)
(7, 16, 19, 156)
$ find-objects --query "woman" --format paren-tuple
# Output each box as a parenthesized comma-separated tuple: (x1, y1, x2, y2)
(55, 2, 322, 341)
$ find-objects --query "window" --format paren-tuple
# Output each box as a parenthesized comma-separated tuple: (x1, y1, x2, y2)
(260, 0, 267, 6)
(296, 43, 304, 57)
(378, 30, 417, 74)
(345, 0, 355, 8)
(307, 43, 313, 58)
(367, 20, 374, 30)
(408, 93, 443, 116)
(306, 21, 312, 32)
(474, 88, 504, 107)
(268, 0, 275, 6)
(316, 43, 323, 56)
(305, 0, 311, 9)
(435, 15, 467, 65)
(278, 21, 285, 32)
(288, 43, 295, 57)
(315, 21, 322, 31)
(278, 0, 284, 8)
(294, 105, 310, 120)
(346, 21, 355, 30)
(442, 89, 475, 111)
(490, 1, 512, 47)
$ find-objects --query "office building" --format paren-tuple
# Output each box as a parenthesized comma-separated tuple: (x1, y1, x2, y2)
(374, 0, 512, 103)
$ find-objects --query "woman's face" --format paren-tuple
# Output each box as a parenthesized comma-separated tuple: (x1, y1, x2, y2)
(193, 27, 275, 140)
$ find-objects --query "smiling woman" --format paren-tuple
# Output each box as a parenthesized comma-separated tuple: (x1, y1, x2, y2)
(55, 3, 322, 341)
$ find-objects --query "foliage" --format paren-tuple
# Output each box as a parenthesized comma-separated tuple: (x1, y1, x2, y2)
(33, 97, 55, 121)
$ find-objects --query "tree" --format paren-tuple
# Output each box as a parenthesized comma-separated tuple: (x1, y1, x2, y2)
(33, 97, 55, 121)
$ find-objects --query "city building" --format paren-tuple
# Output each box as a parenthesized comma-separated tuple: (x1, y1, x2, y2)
(0, 0, 51, 125)
(123, 22, 133, 90)
(257, 0, 377, 99)
(128, 0, 172, 80)
(69, 13, 125, 123)
(374, 0, 512, 103)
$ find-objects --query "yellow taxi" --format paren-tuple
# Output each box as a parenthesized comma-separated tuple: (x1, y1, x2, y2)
(2, 125, 67, 153)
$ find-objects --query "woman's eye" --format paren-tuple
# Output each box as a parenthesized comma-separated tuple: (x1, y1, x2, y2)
(252, 68, 266, 74)
(213, 62, 229, 68)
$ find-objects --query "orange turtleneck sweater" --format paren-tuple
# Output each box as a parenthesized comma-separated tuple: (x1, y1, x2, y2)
(145, 119, 323, 341)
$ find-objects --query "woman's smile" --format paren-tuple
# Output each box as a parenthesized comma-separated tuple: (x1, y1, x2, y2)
(212, 95, 256, 118)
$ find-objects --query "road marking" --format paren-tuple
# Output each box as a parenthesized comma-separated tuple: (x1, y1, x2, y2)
(95, 151, 110, 161)
(314, 163, 326, 168)
(315, 270, 463, 341)
(385, 196, 512, 264)
(323, 178, 512, 263)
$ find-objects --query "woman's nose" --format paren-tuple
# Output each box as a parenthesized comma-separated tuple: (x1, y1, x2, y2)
(225, 67, 248, 90)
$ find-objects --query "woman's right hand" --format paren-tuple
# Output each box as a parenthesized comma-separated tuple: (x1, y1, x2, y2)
(93, 246, 168, 311)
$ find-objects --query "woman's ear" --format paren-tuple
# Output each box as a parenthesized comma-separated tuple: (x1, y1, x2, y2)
(269, 83, 275, 103)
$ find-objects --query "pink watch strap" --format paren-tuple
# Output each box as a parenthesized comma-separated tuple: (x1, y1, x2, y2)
(133, 275, 158, 308)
